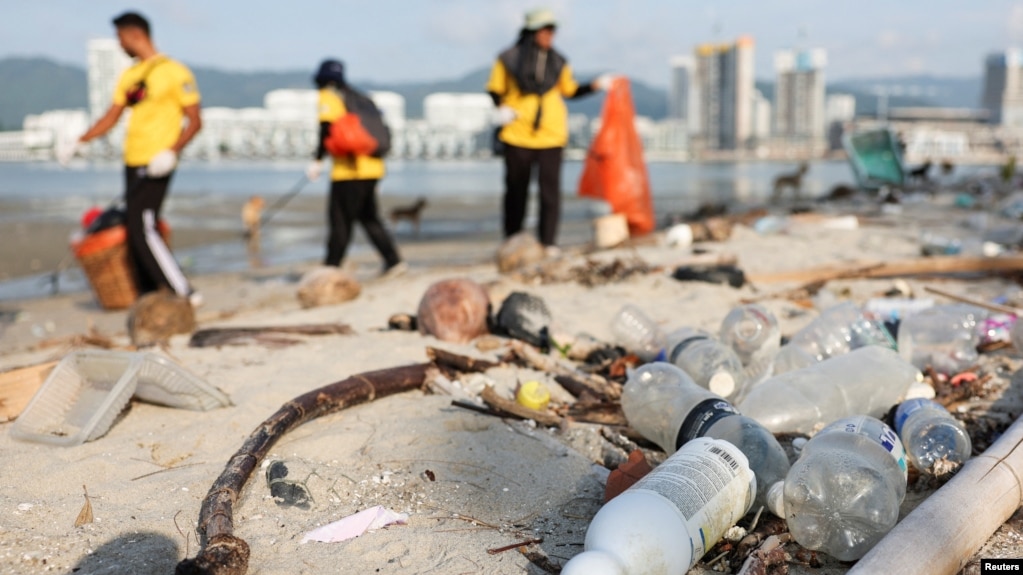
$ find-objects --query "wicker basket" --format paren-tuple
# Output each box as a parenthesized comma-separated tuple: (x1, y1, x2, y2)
(73, 223, 170, 310)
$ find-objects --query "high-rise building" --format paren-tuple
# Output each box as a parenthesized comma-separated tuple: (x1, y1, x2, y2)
(692, 36, 755, 150)
(87, 38, 131, 121)
(668, 55, 696, 130)
(773, 48, 827, 149)
(982, 49, 1023, 128)
(86, 38, 131, 154)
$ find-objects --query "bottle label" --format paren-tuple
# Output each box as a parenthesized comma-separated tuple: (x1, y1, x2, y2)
(838, 416, 908, 475)
(633, 438, 755, 568)
(675, 398, 740, 449)
(894, 398, 943, 434)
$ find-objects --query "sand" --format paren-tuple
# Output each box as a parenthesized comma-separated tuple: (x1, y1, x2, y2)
(1, 191, 1022, 575)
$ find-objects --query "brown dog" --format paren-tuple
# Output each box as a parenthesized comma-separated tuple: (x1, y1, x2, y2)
(389, 197, 427, 235)
(771, 163, 809, 200)
(242, 195, 265, 264)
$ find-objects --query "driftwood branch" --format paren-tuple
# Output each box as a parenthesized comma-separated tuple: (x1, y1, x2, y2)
(510, 342, 621, 400)
(848, 414, 1023, 575)
(175, 362, 431, 575)
(747, 255, 1023, 285)
(188, 323, 353, 348)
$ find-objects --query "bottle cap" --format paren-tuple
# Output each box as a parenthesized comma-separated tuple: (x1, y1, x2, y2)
(516, 380, 551, 411)
(708, 372, 736, 397)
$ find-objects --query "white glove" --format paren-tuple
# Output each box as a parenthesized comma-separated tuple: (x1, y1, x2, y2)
(594, 74, 619, 91)
(491, 105, 517, 126)
(146, 149, 178, 178)
(306, 160, 323, 182)
(56, 140, 82, 166)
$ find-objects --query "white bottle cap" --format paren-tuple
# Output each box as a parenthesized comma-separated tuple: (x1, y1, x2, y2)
(708, 371, 736, 397)
(561, 550, 627, 575)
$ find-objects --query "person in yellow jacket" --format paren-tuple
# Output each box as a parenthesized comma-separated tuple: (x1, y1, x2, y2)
(306, 59, 404, 276)
(60, 11, 203, 305)
(487, 7, 610, 252)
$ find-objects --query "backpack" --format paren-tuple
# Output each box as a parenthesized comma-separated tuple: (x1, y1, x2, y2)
(324, 87, 392, 158)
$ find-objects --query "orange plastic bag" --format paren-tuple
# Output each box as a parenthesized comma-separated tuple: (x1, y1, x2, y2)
(325, 113, 379, 157)
(578, 77, 655, 236)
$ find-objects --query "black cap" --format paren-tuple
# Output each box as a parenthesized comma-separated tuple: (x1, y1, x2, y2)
(314, 59, 345, 87)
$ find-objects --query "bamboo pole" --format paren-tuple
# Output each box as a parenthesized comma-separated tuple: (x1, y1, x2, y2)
(848, 415, 1023, 575)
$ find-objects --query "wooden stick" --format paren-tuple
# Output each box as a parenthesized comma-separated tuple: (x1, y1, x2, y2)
(479, 385, 563, 427)
(747, 255, 1023, 285)
(425, 346, 500, 373)
(924, 285, 1021, 316)
(0, 361, 57, 422)
(510, 342, 620, 400)
(175, 362, 431, 575)
(848, 414, 1023, 575)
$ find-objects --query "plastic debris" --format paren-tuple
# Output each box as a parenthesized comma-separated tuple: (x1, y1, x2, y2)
(300, 505, 409, 544)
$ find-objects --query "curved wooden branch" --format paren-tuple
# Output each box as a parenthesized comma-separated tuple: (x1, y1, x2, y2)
(175, 362, 431, 575)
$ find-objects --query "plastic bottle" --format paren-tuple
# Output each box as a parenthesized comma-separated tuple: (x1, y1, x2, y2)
(737, 346, 920, 435)
(894, 398, 972, 474)
(767, 415, 907, 561)
(719, 303, 781, 366)
(562, 437, 755, 575)
(896, 304, 986, 374)
(785, 301, 895, 364)
(665, 329, 745, 398)
(610, 304, 666, 362)
(621, 363, 789, 510)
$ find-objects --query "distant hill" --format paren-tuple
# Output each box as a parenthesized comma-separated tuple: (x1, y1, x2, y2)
(0, 57, 87, 129)
(0, 56, 982, 129)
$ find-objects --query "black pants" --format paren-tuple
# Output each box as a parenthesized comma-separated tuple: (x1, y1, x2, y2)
(326, 179, 401, 268)
(124, 166, 190, 296)
(503, 144, 563, 247)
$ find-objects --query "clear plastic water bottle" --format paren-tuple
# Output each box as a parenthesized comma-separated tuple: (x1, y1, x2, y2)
(737, 346, 920, 435)
(897, 304, 986, 374)
(769, 343, 818, 375)
(621, 363, 789, 510)
(666, 329, 745, 398)
(786, 301, 895, 364)
(769, 415, 907, 561)
(562, 437, 755, 575)
(894, 398, 972, 474)
(610, 304, 666, 362)
(719, 303, 781, 366)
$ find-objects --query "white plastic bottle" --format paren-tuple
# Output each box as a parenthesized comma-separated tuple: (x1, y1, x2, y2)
(737, 346, 920, 434)
(768, 415, 907, 561)
(562, 437, 755, 575)
(610, 304, 666, 362)
(894, 398, 972, 474)
(719, 303, 781, 366)
(666, 329, 745, 398)
(621, 363, 789, 510)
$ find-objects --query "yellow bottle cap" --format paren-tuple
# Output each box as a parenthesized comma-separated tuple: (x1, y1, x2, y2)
(516, 380, 551, 411)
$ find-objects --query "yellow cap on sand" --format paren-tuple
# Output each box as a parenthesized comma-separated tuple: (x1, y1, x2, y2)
(516, 381, 551, 411)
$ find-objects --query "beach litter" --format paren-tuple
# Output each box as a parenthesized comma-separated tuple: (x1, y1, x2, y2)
(300, 505, 408, 544)
(416, 278, 491, 343)
(188, 322, 353, 348)
(295, 267, 361, 308)
(127, 290, 197, 347)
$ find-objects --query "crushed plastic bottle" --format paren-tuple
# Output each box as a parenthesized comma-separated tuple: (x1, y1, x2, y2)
(621, 363, 789, 510)
(562, 437, 755, 575)
(666, 328, 745, 398)
(610, 304, 665, 362)
(719, 303, 781, 366)
(896, 304, 986, 374)
(737, 346, 920, 435)
(894, 398, 972, 474)
(767, 415, 907, 561)
(785, 301, 895, 365)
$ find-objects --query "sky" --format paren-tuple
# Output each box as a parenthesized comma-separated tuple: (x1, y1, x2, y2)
(4, 0, 1023, 86)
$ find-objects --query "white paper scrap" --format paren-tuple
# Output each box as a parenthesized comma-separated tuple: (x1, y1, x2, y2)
(300, 505, 409, 544)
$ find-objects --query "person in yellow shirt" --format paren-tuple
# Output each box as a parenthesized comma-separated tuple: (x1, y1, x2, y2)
(62, 11, 203, 305)
(487, 8, 608, 252)
(305, 59, 404, 276)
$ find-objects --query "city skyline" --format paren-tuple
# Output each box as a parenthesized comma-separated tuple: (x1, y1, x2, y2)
(3, 1, 1022, 87)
